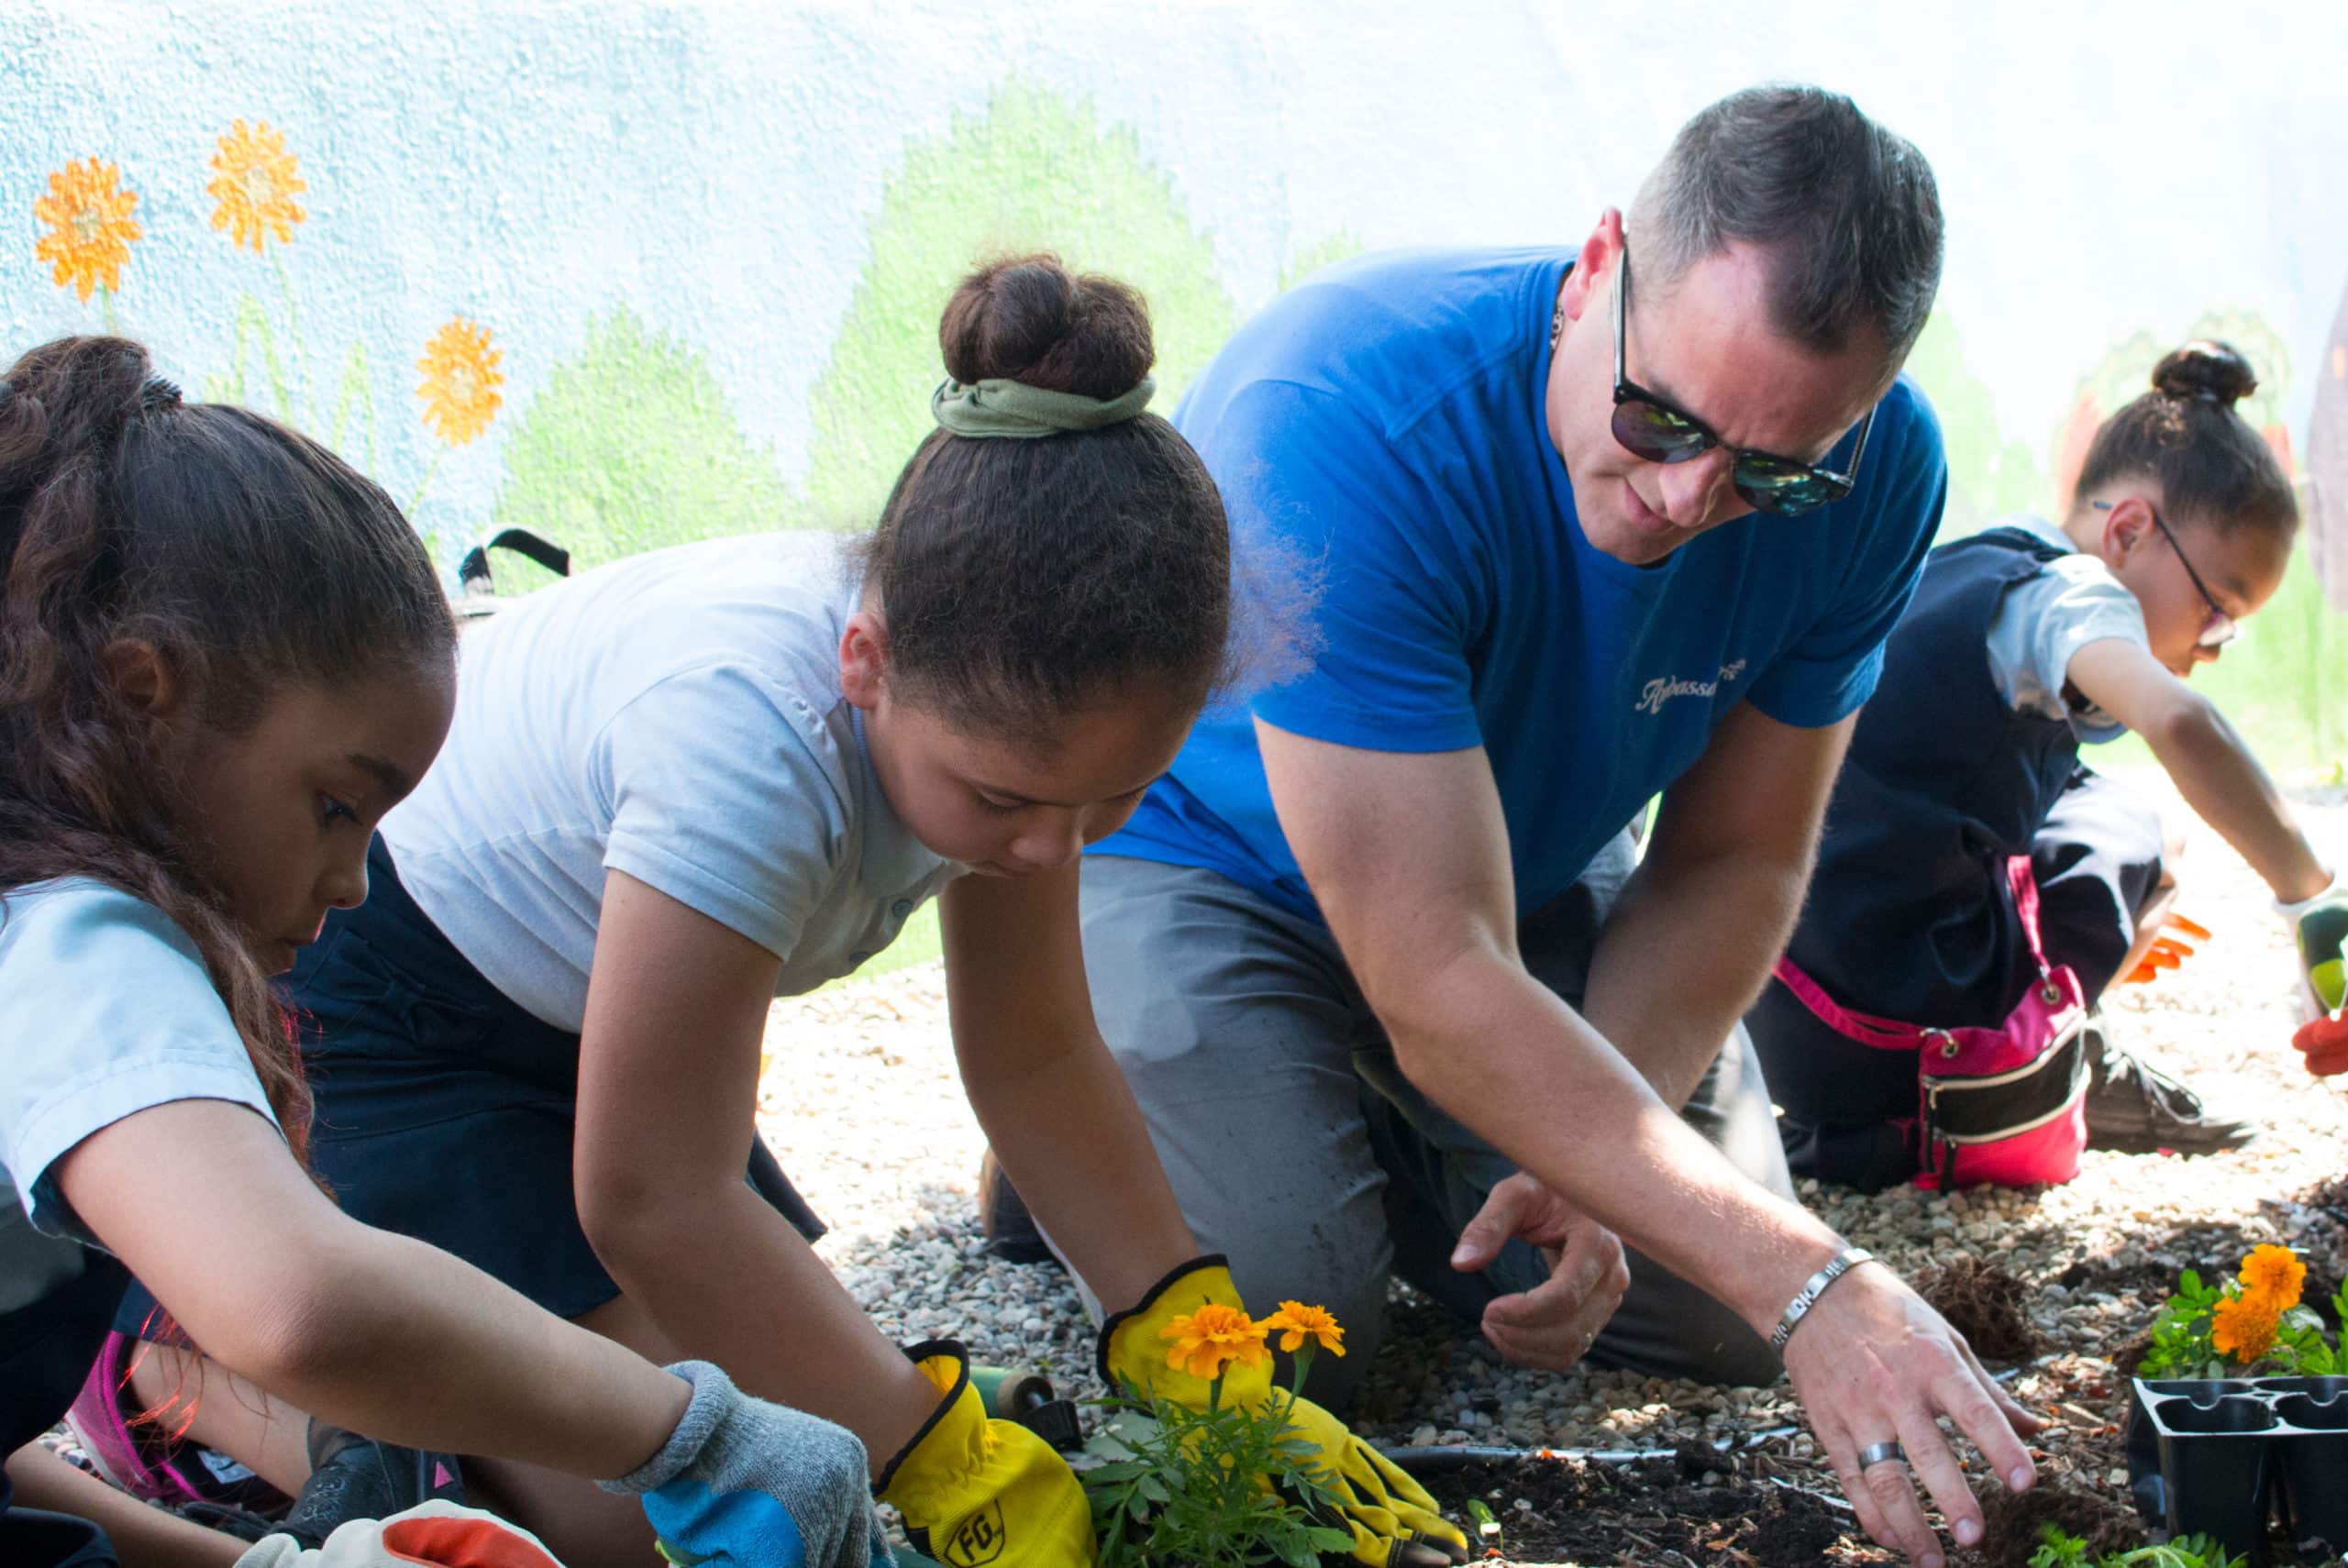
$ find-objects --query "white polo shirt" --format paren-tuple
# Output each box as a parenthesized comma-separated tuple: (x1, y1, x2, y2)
(384, 533, 962, 1032)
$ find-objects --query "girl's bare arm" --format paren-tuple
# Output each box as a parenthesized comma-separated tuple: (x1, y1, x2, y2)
(54, 1099, 690, 1483)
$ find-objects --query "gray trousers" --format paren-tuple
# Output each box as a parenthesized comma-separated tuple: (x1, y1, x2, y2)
(1078, 838, 1794, 1408)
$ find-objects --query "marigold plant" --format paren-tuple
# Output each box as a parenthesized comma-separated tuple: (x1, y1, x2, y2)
(2140, 1243, 2342, 1378)
(1090, 1302, 1353, 1568)
(33, 156, 142, 302)
(2207, 1294, 2279, 1364)
(2236, 1243, 2304, 1314)
(1257, 1301, 1345, 1359)
(1160, 1302, 1270, 1381)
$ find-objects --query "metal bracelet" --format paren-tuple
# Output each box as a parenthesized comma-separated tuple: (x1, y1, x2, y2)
(1770, 1246, 1873, 1351)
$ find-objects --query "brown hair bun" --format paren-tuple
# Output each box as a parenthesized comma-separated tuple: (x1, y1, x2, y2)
(2152, 339, 2258, 407)
(938, 253, 1153, 402)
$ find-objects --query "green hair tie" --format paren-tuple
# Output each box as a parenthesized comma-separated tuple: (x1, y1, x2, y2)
(930, 375, 1157, 439)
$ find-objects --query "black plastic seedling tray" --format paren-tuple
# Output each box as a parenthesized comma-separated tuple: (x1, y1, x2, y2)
(2126, 1375, 2348, 1558)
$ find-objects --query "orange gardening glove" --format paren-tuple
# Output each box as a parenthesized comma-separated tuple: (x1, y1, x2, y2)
(2124, 913, 2211, 985)
(2296, 1015, 2348, 1077)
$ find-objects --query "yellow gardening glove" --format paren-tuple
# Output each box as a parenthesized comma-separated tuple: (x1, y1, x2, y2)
(875, 1342, 1094, 1568)
(1096, 1256, 1468, 1568)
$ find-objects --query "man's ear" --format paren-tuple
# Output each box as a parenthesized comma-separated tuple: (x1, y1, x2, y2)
(838, 609, 891, 712)
(99, 638, 185, 721)
(1557, 207, 1628, 327)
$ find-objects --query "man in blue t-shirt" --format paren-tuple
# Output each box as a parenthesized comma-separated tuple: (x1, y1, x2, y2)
(1061, 87, 2042, 1568)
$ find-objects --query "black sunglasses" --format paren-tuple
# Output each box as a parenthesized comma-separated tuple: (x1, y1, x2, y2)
(1610, 245, 1876, 516)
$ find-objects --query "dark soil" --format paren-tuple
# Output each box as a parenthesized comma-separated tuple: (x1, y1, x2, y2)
(1416, 1453, 1893, 1566)
(1917, 1256, 2046, 1364)
(1956, 1480, 2143, 1568)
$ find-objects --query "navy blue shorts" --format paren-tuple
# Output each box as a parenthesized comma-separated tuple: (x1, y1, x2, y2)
(121, 835, 822, 1333)
(1751, 766, 2166, 1188)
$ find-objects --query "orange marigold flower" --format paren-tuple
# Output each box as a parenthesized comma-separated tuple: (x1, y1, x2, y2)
(1258, 1300, 1346, 1358)
(2238, 1245, 2305, 1313)
(207, 119, 308, 252)
(416, 316, 504, 447)
(1160, 1303, 1268, 1381)
(33, 157, 142, 303)
(2210, 1293, 2280, 1366)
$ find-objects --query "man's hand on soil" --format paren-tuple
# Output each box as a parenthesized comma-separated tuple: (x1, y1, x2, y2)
(1778, 1263, 2043, 1568)
(1451, 1173, 1632, 1371)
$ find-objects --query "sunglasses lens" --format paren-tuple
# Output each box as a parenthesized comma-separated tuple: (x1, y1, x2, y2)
(1735, 469, 1841, 517)
(1612, 399, 1711, 465)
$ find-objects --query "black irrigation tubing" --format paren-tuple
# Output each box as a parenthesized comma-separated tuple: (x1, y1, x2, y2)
(1377, 1436, 1859, 1521)
(1376, 1361, 2036, 1484)
(1376, 1427, 1802, 1473)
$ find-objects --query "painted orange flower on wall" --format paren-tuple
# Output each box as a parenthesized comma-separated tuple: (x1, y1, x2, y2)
(416, 316, 504, 446)
(207, 120, 308, 252)
(33, 157, 143, 302)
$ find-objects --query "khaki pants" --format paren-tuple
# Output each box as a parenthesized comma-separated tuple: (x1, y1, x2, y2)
(1076, 838, 1793, 1408)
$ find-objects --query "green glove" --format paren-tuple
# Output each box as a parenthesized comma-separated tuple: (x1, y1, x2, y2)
(1097, 1256, 1468, 1568)
(875, 1341, 1095, 1568)
(2281, 875, 2348, 1021)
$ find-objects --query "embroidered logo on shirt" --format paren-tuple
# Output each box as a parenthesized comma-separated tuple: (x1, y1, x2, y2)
(1634, 658, 1747, 716)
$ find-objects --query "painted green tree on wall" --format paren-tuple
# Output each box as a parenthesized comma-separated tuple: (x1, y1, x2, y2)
(489, 306, 791, 591)
(1906, 311, 2050, 537)
(799, 80, 1239, 532)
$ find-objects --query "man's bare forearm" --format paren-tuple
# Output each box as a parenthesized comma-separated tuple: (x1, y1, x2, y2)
(1376, 942, 1840, 1333)
(1580, 847, 1812, 1109)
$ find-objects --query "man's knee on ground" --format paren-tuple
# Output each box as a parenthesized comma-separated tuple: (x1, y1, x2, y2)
(1595, 1267, 1783, 1390)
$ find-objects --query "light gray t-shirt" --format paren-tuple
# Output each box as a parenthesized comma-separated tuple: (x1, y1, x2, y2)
(384, 533, 961, 1032)
(0, 879, 282, 1314)
(1981, 513, 2152, 745)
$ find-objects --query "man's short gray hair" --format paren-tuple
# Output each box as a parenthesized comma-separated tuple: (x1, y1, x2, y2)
(1631, 84, 1944, 375)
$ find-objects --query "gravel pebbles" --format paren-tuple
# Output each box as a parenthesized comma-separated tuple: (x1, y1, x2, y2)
(771, 767, 2346, 1514)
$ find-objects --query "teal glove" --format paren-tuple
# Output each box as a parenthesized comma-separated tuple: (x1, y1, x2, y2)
(2280, 874, 2348, 1022)
(600, 1360, 894, 1568)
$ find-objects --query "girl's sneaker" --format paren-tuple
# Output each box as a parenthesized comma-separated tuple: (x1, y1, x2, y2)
(61, 1331, 292, 1515)
(274, 1419, 466, 1547)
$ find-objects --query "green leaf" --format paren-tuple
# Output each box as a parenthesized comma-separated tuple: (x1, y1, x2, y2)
(1086, 1461, 1149, 1483)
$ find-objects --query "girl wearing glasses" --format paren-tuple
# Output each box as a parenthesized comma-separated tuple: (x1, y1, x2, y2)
(1746, 340, 2346, 1191)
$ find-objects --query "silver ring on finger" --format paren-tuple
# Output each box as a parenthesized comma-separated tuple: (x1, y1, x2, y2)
(1855, 1440, 1907, 1470)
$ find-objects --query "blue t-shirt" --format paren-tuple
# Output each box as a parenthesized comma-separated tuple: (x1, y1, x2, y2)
(1, 880, 282, 1315)
(1096, 247, 1947, 923)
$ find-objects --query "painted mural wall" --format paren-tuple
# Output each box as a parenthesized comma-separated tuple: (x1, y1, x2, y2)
(6, 0, 2345, 764)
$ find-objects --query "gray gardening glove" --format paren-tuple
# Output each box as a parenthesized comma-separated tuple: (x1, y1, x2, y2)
(599, 1360, 894, 1568)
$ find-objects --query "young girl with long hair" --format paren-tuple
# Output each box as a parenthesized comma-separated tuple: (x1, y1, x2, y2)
(1748, 342, 2345, 1190)
(0, 336, 884, 1567)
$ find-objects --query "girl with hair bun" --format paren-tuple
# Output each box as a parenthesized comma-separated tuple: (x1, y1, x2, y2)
(0, 337, 883, 1567)
(1747, 340, 2347, 1192)
(99, 259, 1458, 1568)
